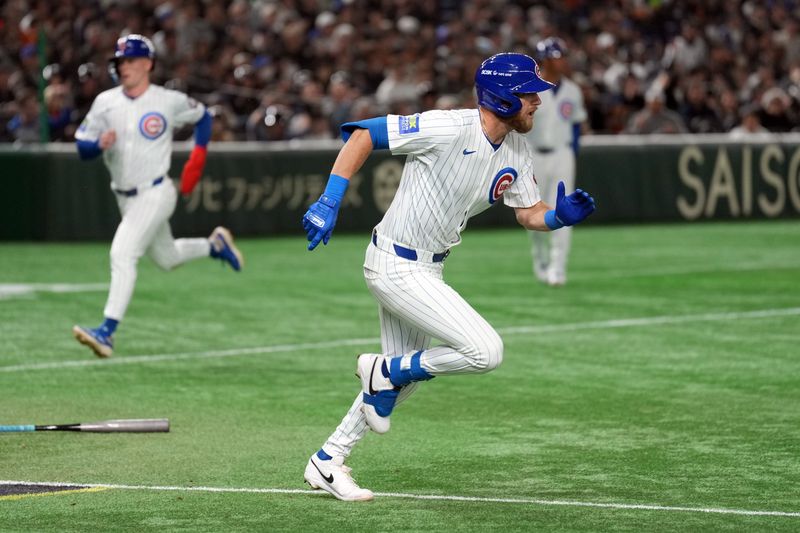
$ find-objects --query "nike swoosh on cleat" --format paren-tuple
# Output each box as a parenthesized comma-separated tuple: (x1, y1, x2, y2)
(462, 149, 476, 155)
(368, 359, 379, 395)
(310, 458, 334, 484)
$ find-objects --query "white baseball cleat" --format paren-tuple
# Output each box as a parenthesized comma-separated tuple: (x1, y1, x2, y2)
(356, 353, 399, 434)
(546, 269, 566, 287)
(304, 453, 374, 502)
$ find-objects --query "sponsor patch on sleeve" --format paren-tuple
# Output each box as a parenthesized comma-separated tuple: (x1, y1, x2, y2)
(398, 114, 420, 135)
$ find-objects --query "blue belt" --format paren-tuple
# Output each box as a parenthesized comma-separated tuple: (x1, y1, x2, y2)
(372, 231, 449, 263)
(113, 176, 164, 197)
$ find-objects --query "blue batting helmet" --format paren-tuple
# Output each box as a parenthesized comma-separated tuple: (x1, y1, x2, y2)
(114, 34, 155, 60)
(474, 53, 554, 118)
(535, 37, 567, 60)
(109, 34, 155, 82)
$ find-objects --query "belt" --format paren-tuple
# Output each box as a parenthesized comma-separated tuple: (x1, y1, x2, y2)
(113, 176, 165, 197)
(372, 231, 450, 263)
(534, 144, 570, 154)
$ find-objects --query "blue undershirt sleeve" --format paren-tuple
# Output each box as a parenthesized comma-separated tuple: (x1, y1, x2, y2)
(76, 139, 102, 160)
(340, 116, 389, 149)
(194, 110, 212, 147)
(572, 123, 581, 156)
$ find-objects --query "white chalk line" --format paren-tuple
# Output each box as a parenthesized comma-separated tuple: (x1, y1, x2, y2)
(1, 307, 798, 374)
(0, 283, 107, 300)
(0, 480, 796, 518)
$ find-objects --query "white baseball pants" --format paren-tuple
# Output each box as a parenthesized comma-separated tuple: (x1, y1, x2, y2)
(104, 178, 210, 320)
(323, 241, 503, 458)
(530, 147, 575, 284)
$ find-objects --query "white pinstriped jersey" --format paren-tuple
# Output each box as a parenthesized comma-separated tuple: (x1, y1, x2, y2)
(525, 77, 586, 150)
(75, 85, 205, 189)
(380, 109, 541, 252)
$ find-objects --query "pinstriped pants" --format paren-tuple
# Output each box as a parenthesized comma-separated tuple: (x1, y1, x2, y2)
(323, 242, 503, 458)
(104, 179, 210, 320)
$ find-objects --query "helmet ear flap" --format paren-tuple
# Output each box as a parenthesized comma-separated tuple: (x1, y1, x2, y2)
(475, 86, 521, 118)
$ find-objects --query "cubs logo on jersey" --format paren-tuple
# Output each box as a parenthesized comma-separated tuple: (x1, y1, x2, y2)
(139, 112, 167, 140)
(488, 167, 518, 204)
(559, 100, 575, 120)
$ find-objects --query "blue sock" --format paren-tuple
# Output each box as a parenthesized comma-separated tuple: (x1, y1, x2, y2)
(389, 351, 434, 387)
(99, 318, 118, 336)
(316, 449, 333, 461)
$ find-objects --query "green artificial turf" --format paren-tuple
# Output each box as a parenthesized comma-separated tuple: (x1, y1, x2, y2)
(1, 221, 799, 531)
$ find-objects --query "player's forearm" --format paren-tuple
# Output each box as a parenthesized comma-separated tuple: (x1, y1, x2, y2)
(330, 128, 373, 179)
(515, 201, 553, 231)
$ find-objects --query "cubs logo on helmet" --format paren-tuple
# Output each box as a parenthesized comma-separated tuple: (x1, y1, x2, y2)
(488, 167, 518, 204)
(139, 112, 167, 140)
(108, 34, 156, 83)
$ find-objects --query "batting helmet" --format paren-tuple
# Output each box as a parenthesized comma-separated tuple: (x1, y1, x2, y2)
(108, 34, 155, 82)
(535, 37, 567, 61)
(474, 53, 554, 118)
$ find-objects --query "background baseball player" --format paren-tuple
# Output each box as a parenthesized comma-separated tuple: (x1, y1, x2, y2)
(72, 34, 243, 358)
(525, 37, 588, 286)
(300, 53, 596, 501)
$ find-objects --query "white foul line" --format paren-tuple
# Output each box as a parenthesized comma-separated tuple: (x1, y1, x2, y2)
(1, 307, 799, 373)
(0, 480, 797, 518)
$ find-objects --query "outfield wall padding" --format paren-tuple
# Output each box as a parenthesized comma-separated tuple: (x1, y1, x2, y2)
(1, 135, 799, 241)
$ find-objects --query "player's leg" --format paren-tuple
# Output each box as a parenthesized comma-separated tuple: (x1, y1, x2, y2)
(530, 154, 557, 283)
(547, 151, 576, 286)
(321, 306, 430, 456)
(365, 261, 503, 376)
(147, 225, 211, 271)
(73, 186, 175, 357)
(530, 227, 550, 283)
(306, 296, 431, 500)
(146, 180, 238, 270)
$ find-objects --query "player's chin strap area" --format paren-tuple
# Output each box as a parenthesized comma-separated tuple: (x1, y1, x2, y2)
(371, 230, 450, 263)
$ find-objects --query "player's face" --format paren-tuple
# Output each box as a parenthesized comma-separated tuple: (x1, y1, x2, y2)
(508, 93, 542, 133)
(118, 57, 151, 90)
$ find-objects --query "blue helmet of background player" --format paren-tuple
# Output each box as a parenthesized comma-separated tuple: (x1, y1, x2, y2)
(535, 37, 567, 61)
(474, 53, 554, 118)
(108, 34, 155, 82)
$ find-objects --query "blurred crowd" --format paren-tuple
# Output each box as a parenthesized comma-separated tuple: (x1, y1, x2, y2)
(1, 0, 799, 143)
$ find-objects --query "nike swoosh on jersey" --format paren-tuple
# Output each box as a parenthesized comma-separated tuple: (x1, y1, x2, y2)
(462, 149, 477, 155)
(311, 458, 334, 483)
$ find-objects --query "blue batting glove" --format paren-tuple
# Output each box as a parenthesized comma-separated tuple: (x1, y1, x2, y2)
(303, 195, 340, 250)
(546, 181, 596, 229)
(302, 173, 349, 250)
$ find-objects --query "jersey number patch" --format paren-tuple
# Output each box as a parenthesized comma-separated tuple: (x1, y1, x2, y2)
(139, 112, 168, 140)
(488, 167, 518, 204)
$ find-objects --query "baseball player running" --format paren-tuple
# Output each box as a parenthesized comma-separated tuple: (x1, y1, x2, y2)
(72, 34, 243, 358)
(301, 53, 595, 501)
(524, 37, 587, 286)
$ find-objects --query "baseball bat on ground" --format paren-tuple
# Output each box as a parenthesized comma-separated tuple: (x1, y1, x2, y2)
(0, 418, 169, 433)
